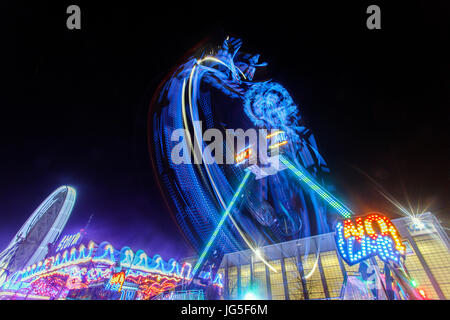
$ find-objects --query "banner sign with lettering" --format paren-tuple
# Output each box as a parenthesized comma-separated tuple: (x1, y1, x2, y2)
(335, 213, 405, 265)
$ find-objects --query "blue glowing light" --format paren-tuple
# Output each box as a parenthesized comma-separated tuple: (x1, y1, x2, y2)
(192, 171, 252, 277)
(280, 155, 353, 218)
(150, 36, 334, 273)
(335, 214, 405, 265)
(244, 82, 299, 135)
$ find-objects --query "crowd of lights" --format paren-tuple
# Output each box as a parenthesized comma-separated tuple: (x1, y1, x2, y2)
(335, 213, 406, 265)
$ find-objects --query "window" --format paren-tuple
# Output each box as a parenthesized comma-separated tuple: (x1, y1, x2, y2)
(268, 260, 285, 300)
(403, 252, 437, 299)
(227, 266, 238, 299)
(301, 253, 325, 299)
(240, 264, 251, 298)
(252, 262, 268, 299)
(320, 251, 344, 299)
(284, 257, 304, 300)
(413, 234, 450, 299)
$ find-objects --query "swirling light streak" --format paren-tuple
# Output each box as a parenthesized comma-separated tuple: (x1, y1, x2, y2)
(183, 56, 276, 273)
(303, 253, 320, 280)
(268, 141, 288, 149)
(154, 38, 334, 278)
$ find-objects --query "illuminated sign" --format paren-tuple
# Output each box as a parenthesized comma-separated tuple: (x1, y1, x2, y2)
(235, 147, 253, 165)
(106, 271, 125, 292)
(56, 232, 81, 252)
(235, 131, 288, 165)
(335, 213, 405, 265)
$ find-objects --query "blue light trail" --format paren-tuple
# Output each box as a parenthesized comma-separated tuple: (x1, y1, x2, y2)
(192, 171, 252, 278)
(279, 155, 354, 218)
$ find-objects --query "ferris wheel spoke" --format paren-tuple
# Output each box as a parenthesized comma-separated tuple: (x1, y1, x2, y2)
(0, 186, 76, 276)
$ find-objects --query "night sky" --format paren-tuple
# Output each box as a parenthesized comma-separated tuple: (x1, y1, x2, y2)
(0, 1, 449, 260)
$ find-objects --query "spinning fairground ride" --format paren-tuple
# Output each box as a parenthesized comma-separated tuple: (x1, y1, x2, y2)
(149, 37, 427, 300)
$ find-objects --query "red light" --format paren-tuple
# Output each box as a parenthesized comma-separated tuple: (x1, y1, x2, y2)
(235, 148, 253, 163)
(342, 213, 405, 253)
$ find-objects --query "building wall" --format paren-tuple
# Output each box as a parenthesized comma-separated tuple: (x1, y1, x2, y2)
(219, 213, 450, 300)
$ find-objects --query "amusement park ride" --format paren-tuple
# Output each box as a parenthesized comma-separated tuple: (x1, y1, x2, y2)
(0, 37, 429, 300)
(0, 186, 76, 286)
(149, 36, 427, 300)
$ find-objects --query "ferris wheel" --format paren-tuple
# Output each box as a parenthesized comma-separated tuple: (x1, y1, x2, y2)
(0, 186, 76, 285)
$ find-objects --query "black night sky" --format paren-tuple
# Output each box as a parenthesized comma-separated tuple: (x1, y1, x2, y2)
(0, 1, 449, 260)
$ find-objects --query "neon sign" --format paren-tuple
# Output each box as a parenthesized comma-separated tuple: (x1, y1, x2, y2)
(235, 147, 253, 165)
(56, 232, 81, 252)
(335, 213, 406, 265)
(106, 271, 125, 292)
